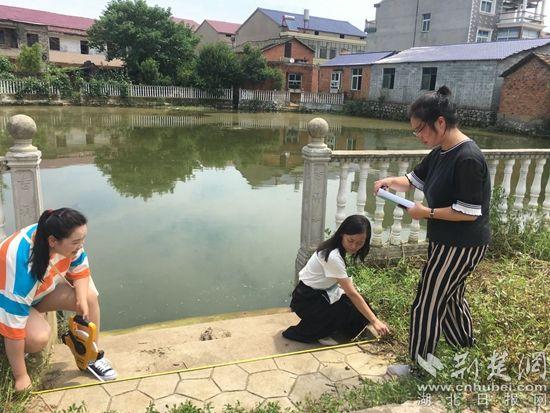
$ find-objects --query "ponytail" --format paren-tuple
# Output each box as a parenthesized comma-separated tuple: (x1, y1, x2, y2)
(30, 208, 87, 282)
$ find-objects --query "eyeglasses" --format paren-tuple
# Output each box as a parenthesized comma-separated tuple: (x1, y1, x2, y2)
(412, 123, 426, 137)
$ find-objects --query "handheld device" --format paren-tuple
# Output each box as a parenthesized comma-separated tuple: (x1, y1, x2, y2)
(376, 188, 415, 209)
(61, 315, 99, 371)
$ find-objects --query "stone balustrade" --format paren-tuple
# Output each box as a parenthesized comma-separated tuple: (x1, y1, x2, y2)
(296, 118, 550, 272)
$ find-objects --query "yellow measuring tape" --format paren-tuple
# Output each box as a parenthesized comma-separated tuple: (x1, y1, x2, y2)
(32, 338, 380, 395)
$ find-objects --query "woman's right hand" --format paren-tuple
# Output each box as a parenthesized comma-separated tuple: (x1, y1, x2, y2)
(373, 177, 395, 195)
(372, 319, 390, 337)
(14, 373, 32, 392)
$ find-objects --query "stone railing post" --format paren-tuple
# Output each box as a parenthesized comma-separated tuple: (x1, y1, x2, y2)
(5, 115, 56, 352)
(5, 114, 43, 228)
(295, 118, 332, 276)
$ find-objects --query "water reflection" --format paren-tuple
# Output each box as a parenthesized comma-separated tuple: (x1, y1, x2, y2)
(0, 107, 547, 330)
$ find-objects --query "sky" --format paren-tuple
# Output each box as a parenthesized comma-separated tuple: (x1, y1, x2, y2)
(0, 0, 548, 31)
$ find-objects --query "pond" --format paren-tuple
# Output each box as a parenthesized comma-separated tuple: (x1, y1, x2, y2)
(0, 106, 548, 331)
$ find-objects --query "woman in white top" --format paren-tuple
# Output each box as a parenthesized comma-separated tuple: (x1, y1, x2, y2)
(282, 215, 389, 344)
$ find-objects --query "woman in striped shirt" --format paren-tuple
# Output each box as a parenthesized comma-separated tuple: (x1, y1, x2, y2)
(0, 208, 116, 391)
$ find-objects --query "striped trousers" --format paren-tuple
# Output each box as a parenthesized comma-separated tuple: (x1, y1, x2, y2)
(409, 242, 487, 361)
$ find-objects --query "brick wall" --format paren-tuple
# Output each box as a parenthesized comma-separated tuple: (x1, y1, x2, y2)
(262, 39, 314, 63)
(319, 66, 371, 99)
(499, 57, 550, 121)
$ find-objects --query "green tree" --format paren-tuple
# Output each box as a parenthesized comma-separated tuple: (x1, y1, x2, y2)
(195, 42, 240, 92)
(238, 44, 283, 89)
(16, 44, 44, 76)
(87, 0, 198, 83)
(138, 57, 161, 85)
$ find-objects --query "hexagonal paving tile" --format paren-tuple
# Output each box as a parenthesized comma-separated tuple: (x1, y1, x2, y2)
(319, 362, 358, 381)
(109, 390, 153, 413)
(38, 391, 65, 410)
(176, 378, 221, 401)
(247, 370, 296, 398)
(289, 373, 334, 404)
(26, 396, 52, 413)
(212, 364, 248, 391)
(275, 353, 319, 375)
(179, 368, 212, 380)
(153, 394, 203, 413)
(335, 345, 362, 355)
(239, 359, 277, 374)
(139, 374, 180, 399)
(103, 379, 139, 396)
(55, 386, 110, 413)
(207, 390, 263, 411)
(346, 353, 389, 376)
(312, 349, 346, 364)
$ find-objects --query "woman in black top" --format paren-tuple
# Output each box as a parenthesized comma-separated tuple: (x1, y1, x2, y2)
(374, 86, 491, 375)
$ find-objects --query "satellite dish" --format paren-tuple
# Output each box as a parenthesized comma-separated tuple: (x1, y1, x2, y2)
(289, 57, 295, 63)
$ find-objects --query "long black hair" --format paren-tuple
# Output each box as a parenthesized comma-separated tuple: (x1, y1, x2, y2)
(408, 85, 458, 133)
(317, 214, 371, 265)
(30, 208, 87, 282)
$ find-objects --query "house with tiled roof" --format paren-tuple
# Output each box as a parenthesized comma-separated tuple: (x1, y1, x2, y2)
(319, 51, 395, 99)
(236, 8, 367, 64)
(195, 19, 241, 47)
(171, 17, 200, 32)
(0, 4, 123, 67)
(498, 52, 550, 133)
(368, 38, 550, 110)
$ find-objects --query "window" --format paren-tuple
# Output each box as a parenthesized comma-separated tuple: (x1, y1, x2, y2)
(330, 71, 341, 90)
(288, 73, 302, 90)
(0, 31, 4, 45)
(319, 46, 327, 59)
(49, 37, 60, 51)
(497, 28, 520, 41)
(26, 33, 38, 46)
(421, 67, 437, 90)
(80, 40, 89, 54)
(382, 68, 395, 89)
(480, 0, 493, 13)
(476, 29, 491, 42)
(422, 13, 431, 32)
(351, 68, 362, 91)
(346, 138, 357, 150)
(314, 31, 319, 35)
(329, 48, 337, 59)
(284, 42, 292, 58)
(522, 29, 539, 39)
(339, 34, 345, 39)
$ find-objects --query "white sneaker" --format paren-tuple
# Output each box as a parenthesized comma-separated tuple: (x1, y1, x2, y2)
(87, 354, 117, 381)
(386, 363, 411, 378)
(318, 336, 338, 346)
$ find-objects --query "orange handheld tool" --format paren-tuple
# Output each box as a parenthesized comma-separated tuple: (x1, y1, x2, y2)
(61, 315, 99, 371)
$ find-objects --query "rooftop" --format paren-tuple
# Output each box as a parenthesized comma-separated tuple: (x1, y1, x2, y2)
(257, 8, 366, 37)
(204, 19, 240, 35)
(376, 38, 550, 64)
(320, 51, 395, 67)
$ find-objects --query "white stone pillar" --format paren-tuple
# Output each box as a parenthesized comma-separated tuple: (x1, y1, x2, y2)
(296, 118, 332, 275)
(0, 172, 6, 241)
(408, 188, 425, 244)
(499, 158, 515, 215)
(372, 161, 389, 246)
(5, 115, 43, 230)
(528, 158, 546, 211)
(488, 159, 499, 190)
(390, 159, 410, 245)
(513, 158, 531, 211)
(356, 161, 370, 216)
(335, 162, 350, 227)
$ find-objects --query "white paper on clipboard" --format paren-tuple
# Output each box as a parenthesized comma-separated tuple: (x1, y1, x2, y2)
(376, 188, 415, 209)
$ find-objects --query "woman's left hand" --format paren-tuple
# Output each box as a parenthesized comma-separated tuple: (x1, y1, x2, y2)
(76, 300, 89, 321)
(406, 202, 429, 220)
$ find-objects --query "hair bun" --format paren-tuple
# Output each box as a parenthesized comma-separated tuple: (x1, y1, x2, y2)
(436, 85, 452, 97)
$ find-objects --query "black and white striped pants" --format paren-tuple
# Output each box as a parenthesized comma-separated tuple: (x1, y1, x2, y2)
(409, 242, 488, 361)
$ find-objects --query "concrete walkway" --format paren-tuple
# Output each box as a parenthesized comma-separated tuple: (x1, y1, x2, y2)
(27, 309, 439, 413)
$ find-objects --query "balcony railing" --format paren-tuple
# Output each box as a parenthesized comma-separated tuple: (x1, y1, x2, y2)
(498, 10, 545, 25)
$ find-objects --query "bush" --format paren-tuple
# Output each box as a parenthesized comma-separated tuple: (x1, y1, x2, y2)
(239, 98, 277, 112)
(0, 55, 14, 75)
(16, 44, 44, 76)
(139, 58, 161, 85)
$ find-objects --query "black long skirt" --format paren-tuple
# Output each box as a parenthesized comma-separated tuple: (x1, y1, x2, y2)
(282, 281, 371, 343)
